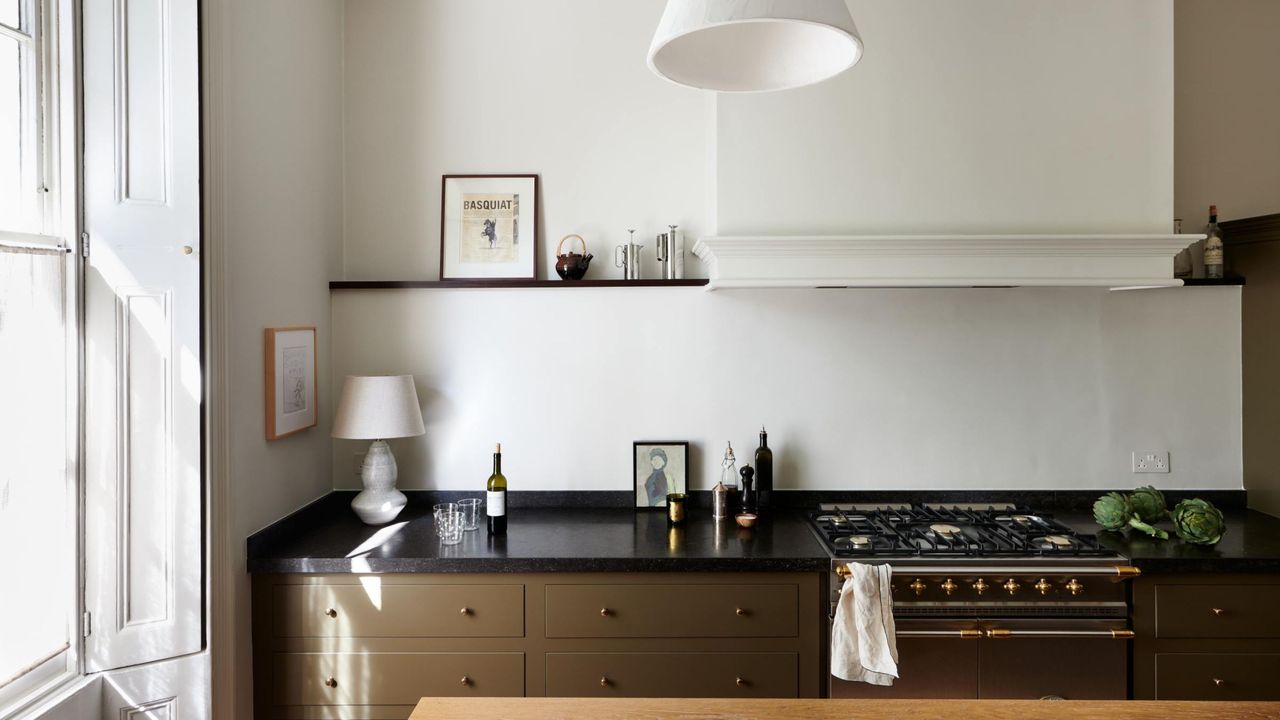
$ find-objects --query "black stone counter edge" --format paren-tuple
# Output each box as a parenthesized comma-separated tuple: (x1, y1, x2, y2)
(247, 556, 833, 575)
(1127, 558, 1280, 574)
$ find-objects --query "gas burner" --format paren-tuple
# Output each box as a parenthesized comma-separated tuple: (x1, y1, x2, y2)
(929, 523, 963, 537)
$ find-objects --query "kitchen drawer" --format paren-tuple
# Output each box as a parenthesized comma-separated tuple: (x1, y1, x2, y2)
(545, 652, 797, 698)
(273, 652, 524, 705)
(1155, 584, 1280, 639)
(273, 583, 524, 638)
(1155, 653, 1280, 700)
(545, 584, 797, 638)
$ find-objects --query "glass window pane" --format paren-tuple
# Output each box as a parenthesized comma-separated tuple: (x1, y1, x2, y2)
(0, 34, 38, 233)
(0, 245, 70, 689)
(0, 1, 18, 32)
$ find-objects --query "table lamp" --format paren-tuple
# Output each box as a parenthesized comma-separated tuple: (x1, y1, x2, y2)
(332, 375, 426, 525)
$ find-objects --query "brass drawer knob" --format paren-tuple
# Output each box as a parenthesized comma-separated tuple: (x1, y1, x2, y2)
(324, 677, 337, 688)
(736, 677, 749, 687)
(1035, 579, 1052, 595)
(1211, 607, 1225, 616)
(735, 607, 748, 616)
(1065, 579, 1084, 596)
(324, 608, 337, 618)
(460, 607, 472, 615)
(600, 608, 612, 617)
(599, 676, 610, 687)
(1213, 678, 1225, 687)
(460, 676, 471, 686)
(1003, 578, 1021, 595)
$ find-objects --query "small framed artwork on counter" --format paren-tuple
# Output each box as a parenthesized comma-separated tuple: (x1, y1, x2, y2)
(440, 174, 539, 280)
(634, 441, 688, 508)
(264, 326, 317, 440)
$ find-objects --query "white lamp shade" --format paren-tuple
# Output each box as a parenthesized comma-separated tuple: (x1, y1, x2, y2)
(648, 0, 863, 93)
(331, 375, 426, 440)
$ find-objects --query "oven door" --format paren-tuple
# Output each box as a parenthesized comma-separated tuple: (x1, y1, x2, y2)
(830, 619, 981, 699)
(977, 618, 1129, 700)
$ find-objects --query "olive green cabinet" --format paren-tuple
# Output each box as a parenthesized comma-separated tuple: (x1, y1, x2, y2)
(252, 572, 822, 719)
(1132, 573, 1280, 700)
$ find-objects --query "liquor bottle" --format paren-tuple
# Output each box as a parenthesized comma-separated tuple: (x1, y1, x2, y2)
(487, 443, 507, 535)
(1204, 205, 1225, 279)
(754, 427, 773, 513)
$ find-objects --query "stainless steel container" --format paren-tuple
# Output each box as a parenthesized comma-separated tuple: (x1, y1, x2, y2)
(712, 481, 730, 520)
(655, 224, 684, 280)
(615, 229, 644, 280)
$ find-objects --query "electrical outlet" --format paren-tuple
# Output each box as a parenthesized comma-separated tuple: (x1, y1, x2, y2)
(1132, 450, 1170, 474)
(353, 451, 365, 478)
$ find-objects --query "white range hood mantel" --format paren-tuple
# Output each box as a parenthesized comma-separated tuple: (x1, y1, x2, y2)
(691, 234, 1205, 289)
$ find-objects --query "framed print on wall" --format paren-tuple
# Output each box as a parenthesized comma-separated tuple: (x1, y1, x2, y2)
(264, 326, 318, 440)
(440, 174, 539, 280)
(634, 441, 689, 508)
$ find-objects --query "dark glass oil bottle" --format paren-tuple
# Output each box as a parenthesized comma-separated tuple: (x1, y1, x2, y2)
(487, 443, 507, 535)
(754, 427, 773, 512)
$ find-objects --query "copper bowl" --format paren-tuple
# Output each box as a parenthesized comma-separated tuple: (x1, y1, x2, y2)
(735, 512, 758, 528)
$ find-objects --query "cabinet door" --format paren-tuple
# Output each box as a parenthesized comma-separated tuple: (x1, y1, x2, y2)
(273, 583, 524, 638)
(1156, 585, 1280, 639)
(979, 636, 1127, 699)
(545, 652, 797, 698)
(1156, 654, 1280, 700)
(545, 584, 797, 638)
(274, 652, 524, 705)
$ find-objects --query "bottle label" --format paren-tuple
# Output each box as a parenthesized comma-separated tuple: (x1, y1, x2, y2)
(487, 490, 506, 516)
(1205, 244, 1224, 265)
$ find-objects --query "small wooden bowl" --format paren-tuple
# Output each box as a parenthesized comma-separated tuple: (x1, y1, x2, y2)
(735, 513, 758, 528)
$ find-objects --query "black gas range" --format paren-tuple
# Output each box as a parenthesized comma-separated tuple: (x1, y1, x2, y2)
(810, 502, 1138, 700)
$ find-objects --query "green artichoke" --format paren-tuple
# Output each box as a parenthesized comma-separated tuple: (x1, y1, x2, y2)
(1129, 485, 1168, 522)
(1171, 498, 1226, 545)
(1093, 491, 1169, 539)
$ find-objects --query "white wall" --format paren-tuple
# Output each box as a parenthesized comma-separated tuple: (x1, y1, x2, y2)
(1174, 0, 1280, 224)
(213, 1, 344, 717)
(333, 286, 1240, 491)
(717, 0, 1175, 235)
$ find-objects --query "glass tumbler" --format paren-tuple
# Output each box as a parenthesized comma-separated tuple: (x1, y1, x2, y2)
(436, 508, 464, 546)
(457, 498, 482, 531)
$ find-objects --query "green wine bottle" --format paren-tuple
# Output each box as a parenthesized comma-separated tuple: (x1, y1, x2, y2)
(487, 443, 507, 535)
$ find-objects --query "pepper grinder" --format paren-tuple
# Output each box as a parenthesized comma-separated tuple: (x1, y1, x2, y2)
(739, 465, 757, 514)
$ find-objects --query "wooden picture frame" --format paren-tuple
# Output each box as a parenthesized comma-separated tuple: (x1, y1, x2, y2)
(440, 174, 539, 280)
(634, 441, 689, 508)
(264, 326, 318, 440)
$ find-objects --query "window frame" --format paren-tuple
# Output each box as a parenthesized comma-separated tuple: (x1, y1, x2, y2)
(0, 0, 82, 714)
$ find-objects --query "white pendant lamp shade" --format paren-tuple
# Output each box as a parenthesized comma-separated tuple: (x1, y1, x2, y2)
(332, 375, 426, 440)
(647, 0, 863, 92)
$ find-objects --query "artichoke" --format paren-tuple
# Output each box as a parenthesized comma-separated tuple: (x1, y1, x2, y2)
(1171, 498, 1226, 545)
(1129, 485, 1168, 522)
(1093, 491, 1169, 539)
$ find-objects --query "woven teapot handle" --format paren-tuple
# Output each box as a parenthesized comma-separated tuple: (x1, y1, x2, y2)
(557, 234, 587, 256)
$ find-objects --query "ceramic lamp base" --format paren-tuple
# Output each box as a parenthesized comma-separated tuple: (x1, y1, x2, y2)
(351, 439, 408, 525)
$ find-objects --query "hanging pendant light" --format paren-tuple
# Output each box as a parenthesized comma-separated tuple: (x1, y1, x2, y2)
(647, 0, 864, 93)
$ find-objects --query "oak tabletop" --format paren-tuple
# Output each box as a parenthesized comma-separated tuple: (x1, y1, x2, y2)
(409, 698, 1280, 719)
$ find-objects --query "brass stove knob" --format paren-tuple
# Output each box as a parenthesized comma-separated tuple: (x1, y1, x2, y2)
(1034, 578, 1052, 595)
(1003, 578, 1021, 595)
(941, 578, 958, 596)
(909, 579, 927, 596)
(973, 578, 989, 595)
(1065, 578, 1084, 596)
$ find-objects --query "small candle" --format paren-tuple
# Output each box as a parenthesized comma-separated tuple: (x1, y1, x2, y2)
(667, 493, 687, 525)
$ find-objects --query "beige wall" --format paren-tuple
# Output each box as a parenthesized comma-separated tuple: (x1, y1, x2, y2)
(1175, 0, 1280, 225)
(210, 0, 344, 716)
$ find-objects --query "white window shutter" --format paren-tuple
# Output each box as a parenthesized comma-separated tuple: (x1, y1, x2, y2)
(82, 0, 202, 672)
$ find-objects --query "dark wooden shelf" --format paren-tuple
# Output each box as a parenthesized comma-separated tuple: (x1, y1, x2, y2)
(1182, 277, 1246, 286)
(329, 278, 709, 290)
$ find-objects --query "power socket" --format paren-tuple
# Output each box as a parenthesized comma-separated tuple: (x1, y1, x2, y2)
(1132, 450, 1170, 474)
(353, 451, 366, 479)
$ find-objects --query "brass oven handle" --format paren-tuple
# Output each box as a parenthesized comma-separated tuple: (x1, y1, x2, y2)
(896, 629, 982, 639)
(984, 629, 1135, 639)
(835, 565, 1141, 579)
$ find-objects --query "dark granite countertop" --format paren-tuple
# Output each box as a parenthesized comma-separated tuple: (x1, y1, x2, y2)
(1053, 509, 1280, 574)
(247, 492, 830, 574)
(248, 491, 1280, 575)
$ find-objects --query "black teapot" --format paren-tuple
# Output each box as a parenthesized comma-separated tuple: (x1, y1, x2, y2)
(555, 234, 593, 281)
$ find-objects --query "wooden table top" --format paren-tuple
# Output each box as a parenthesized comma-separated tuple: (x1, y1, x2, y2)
(410, 698, 1280, 719)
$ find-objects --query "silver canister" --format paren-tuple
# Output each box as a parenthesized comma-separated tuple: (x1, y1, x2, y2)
(614, 229, 644, 280)
(655, 224, 684, 280)
(712, 480, 730, 520)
